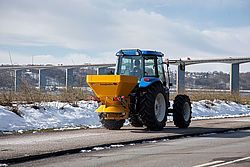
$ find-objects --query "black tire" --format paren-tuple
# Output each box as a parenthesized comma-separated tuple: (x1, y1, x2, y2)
(138, 83, 167, 130)
(129, 114, 143, 127)
(129, 94, 143, 127)
(99, 114, 124, 130)
(100, 119, 125, 130)
(173, 95, 192, 128)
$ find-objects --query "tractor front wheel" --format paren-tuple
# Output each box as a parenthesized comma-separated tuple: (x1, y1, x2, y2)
(99, 114, 125, 130)
(173, 95, 192, 128)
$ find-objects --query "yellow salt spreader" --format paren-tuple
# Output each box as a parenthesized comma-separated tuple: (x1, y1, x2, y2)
(87, 75, 138, 119)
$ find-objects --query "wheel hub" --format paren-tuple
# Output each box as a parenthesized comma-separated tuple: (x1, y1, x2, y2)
(154, 93, 166, 122)
(183, 102, 191, 122)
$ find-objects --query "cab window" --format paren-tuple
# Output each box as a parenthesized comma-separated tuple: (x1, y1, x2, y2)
(144, 57, 156, 77)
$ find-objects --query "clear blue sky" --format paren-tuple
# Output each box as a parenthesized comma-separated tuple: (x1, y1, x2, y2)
(0, 0, 249, 72)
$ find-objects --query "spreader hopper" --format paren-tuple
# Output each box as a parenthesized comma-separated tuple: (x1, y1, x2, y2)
(86, 75, 138, 119)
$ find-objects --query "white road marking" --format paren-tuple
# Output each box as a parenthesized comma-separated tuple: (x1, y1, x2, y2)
(210, 156, 250, 167)
(193, 160, 224, 167)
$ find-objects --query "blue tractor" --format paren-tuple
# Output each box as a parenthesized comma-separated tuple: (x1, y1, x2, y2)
(87, 49, 192, 130)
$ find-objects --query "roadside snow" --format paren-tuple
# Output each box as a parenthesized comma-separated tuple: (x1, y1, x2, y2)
(0, 106, 28, 131)
(0, 100, 250, 132)
(192, 100, 250, 119)
(0, 101, 101, 132)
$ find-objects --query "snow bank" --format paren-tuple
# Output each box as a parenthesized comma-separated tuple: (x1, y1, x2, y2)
(0, 106, 28, 131)
(0, 100, 250, 132)
(0, 101, 101, 132)
(192, 100, 250, 119)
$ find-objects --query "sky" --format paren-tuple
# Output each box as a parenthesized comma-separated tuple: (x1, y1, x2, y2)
(0, 0, 249, 72)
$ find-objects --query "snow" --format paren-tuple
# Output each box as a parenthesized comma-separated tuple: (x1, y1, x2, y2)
(0, 100, 250, 133)
(0, 164, 8, 167)
(93, 147, 105, 151)
(80, 150, 92, 153)
(110, 144, 124, 148)
(0, 101, 101, 132)
(80, 144, 125, 153)
(192, 100, 250, 119)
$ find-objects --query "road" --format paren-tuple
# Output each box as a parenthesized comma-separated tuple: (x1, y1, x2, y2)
(1, 117, 250, 165)
(11, 130, 250, 167)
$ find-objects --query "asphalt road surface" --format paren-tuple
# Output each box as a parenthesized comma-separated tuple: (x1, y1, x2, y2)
(1, 117, 250, 162)
(11, 129, 250, 167)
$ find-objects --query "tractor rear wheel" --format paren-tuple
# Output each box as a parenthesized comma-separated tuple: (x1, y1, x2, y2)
(173, 95, 192, 128)
(139, 83, 167, 130)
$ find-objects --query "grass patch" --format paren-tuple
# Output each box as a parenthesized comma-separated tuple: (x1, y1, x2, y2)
(170, 91, 250, 105)
(0, 88, 95, 107)
(1, 86, 249, 107)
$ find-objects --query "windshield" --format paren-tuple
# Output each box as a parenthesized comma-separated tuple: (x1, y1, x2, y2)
(116, 56, 142, 79)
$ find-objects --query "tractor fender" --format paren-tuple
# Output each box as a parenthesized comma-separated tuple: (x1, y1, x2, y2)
(139, 77, 162, 88)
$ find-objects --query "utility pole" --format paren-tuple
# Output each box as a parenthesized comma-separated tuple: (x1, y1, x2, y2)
(9, 50, 13, 66)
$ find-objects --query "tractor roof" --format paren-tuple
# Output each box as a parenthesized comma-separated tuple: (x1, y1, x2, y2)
(116, 49, 164, 57)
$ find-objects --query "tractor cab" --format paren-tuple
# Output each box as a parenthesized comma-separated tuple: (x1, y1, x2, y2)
(115, 49, 166, 84)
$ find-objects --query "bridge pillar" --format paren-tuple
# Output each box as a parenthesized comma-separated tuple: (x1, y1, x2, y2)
(177, 64, 185, 94)
(39, 69, 47, 90)
(66, 68, 74, 89)
(14, 70, 22, 92)
(230, 63, 239, 95)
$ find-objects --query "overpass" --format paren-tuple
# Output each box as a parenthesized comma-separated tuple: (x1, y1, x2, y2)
(0, 57, 250, 94)
(0, 63, 116, 70)
(0, 63, 115, 91)
(169, 57, 250, 94)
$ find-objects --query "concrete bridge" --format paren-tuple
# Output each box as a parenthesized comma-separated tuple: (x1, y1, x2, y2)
(0, 57, 249, 94)
(169, 57, 250, 94)
(0, 64, 115, 91)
